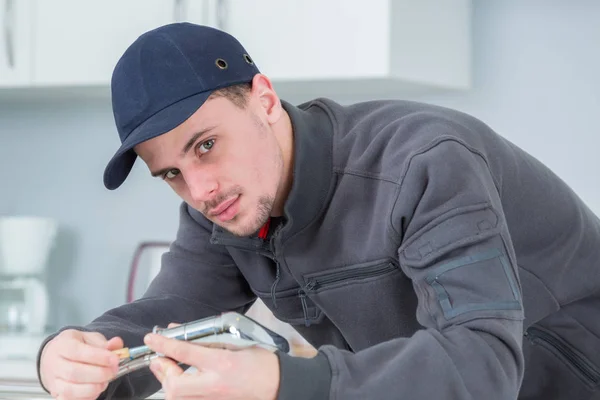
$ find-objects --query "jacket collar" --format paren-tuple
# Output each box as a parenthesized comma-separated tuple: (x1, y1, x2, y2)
(211, 100, 334, 245)
(279, 100, 334, 242)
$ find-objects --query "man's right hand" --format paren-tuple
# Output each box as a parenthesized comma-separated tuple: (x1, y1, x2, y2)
(39, 329, 123, 400)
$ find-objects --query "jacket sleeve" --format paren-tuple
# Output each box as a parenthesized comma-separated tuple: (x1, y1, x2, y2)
(36, 202, 256, 400)
(302, 138, 525, 400)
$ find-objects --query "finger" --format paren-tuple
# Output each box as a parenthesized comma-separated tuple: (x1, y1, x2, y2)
(163, 371, 218, 398)
(105, 337, 124, 351)
(150, 357, 183, 385)
(149, 362, 165, 384)
(54, 356, 117, 384)
(157, 357, 184, 376)
(82, 332, 108, 347)
(144, 333, 222, 368)
(167, 322, 181, 328)
(61, 340, 119, 368)
(53, 377, 107, 399)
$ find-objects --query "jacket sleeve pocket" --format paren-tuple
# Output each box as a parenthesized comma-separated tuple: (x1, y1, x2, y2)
(399, 206, 524, 328)
(424, 247, 521, 320)
(401, 203, 499, 267)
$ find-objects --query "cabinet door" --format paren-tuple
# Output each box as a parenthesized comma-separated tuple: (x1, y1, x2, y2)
(32, 0, 177, 86)
(184, 0, 390, 81)
(180, 0, 219, 28)
(0, 0, 32, 87)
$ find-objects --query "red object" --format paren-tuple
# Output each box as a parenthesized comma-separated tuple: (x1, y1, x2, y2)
(258, 218, 271, 240)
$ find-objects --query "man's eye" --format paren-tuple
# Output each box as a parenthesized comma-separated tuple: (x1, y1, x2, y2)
(164, 169, 180, 180)
(198, 139, 215, 154)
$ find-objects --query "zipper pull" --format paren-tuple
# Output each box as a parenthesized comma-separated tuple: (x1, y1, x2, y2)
(298, 289, 312, 327)
(270, 261, 281, 309)
(305, 280, 317, 292)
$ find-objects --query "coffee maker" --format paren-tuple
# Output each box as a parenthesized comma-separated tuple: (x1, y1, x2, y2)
(0, 216, 56, 359)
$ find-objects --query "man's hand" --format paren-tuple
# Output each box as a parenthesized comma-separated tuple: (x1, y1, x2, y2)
(144, 326, 280, 400)
(39, 329, 123, 400)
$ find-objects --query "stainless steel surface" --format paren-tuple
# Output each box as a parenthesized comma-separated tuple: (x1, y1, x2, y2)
(116, 312, 290, 379)
(3, 0, 14, 69)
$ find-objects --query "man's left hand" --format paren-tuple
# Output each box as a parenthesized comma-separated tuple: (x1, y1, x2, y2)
(143, 328, 280, 400)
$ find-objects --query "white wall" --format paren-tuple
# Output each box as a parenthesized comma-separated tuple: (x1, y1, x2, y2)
(1, 0, 599, 329)
(0, 98, 183, 328)
(417, 0, 600, 214)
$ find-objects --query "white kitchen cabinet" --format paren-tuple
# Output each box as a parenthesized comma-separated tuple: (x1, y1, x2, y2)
(0, 0, 33, 87)
(32, 0, 176, 86)
(2, 0, 471, 102)
(183, 0, 472, 101)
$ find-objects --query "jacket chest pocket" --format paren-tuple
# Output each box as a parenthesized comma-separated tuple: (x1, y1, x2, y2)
(302, 258, 422, 351)
(254, 286, 323, 327)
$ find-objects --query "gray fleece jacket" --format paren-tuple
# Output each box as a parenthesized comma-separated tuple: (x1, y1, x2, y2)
(38, 98, 600, 399)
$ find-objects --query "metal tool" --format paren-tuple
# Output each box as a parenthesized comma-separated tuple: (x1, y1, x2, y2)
(114, 311, 290, 380)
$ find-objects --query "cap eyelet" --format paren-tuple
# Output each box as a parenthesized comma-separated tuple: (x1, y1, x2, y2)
(243, 54, 254, 65)
(215, 58, 228, 70)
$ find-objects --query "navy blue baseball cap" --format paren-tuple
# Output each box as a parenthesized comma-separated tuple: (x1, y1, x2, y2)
(103, 22, 260, 190)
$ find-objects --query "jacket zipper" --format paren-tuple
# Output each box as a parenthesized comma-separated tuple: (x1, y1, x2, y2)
(297, 261, 396, 327)
(305, 262, 397, 291)
(213, 226, 284, 309)
(525, 327, 600, 386)
(268, 224, 285, 309)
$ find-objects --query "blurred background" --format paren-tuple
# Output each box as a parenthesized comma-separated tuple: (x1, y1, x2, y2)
(0, 0, 599, 390)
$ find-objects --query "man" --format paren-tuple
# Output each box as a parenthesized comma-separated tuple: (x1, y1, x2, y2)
(37, 22, 600, 400)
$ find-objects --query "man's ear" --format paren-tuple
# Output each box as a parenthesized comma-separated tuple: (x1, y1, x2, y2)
(251, 73, 282, 125)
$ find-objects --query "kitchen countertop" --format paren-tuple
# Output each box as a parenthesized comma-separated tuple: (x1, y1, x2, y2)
(0, 358, 58, 399)
(0, 359, 163, 399)
(0, 379, 164, 400)
(0, 378, 52, 399)
(0, 381, 164, 400)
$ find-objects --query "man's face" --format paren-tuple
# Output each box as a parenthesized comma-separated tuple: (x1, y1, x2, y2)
(134, 90, 284, 237)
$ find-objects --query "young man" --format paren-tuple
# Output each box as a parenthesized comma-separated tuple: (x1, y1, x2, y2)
(37, 22, 600, 400)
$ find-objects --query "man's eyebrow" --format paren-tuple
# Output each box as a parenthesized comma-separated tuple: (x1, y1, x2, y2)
(150, 126, 216, 177)
(180, 126, 215, 157)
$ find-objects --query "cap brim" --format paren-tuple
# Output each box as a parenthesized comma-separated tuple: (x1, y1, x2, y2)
(103, 91, 213, 190)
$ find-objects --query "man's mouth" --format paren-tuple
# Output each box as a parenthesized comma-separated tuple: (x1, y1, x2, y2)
(209, 195, 240, 221)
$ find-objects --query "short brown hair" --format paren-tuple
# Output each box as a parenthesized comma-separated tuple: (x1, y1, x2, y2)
(209, 82, 252, 108)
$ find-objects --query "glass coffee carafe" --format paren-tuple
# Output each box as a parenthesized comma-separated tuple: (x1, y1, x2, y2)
(0, 216, 57, 359)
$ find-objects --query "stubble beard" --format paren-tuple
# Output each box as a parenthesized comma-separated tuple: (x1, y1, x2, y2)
(226, 195, 274, 237)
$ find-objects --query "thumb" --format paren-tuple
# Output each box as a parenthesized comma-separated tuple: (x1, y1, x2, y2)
(145, 333, 222, 369)
(167, 322, 181, 329)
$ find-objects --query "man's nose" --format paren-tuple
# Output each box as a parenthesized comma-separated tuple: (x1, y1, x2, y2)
(186, 172, 218, 204)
